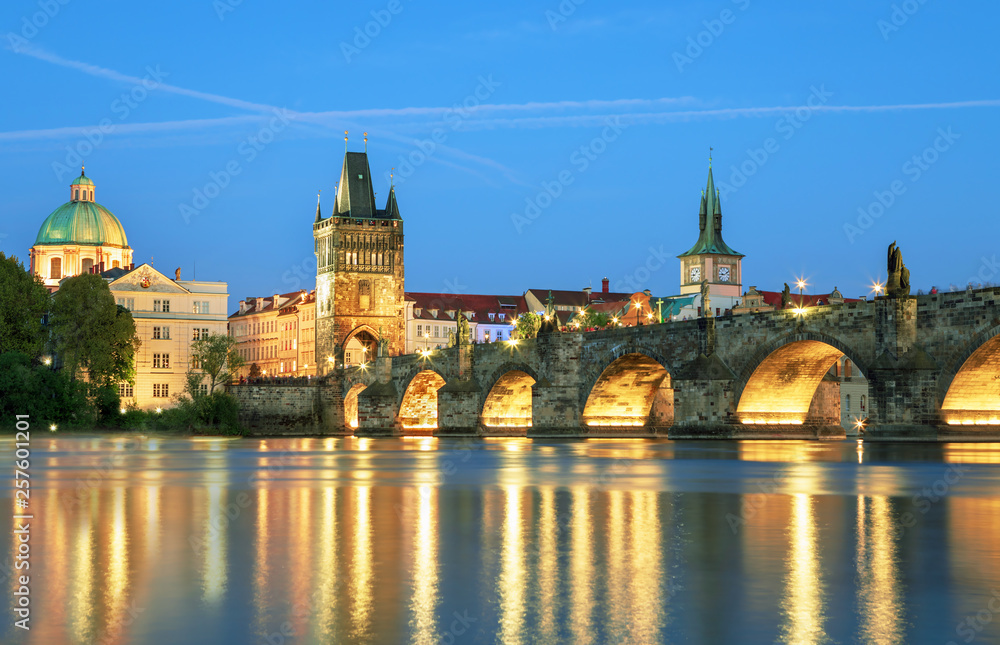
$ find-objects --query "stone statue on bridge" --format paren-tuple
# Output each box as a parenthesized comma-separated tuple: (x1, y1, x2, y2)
(377, 326, 390, 357)
(447, 329, 456, 348)
(700, 280, 712, 317)
(887, 241, 911, 297)
(457, 312, 471, 345)
(781, 283, 791, 309)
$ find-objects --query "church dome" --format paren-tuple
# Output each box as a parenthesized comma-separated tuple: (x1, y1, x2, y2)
(34, 201, 128, 247)
(34, 169, 128, 247)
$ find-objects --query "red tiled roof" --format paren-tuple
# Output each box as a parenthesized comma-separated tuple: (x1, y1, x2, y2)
(756, 291, 863, 308)
(525, 288, 634, 308)
(405, 292, 528, 323)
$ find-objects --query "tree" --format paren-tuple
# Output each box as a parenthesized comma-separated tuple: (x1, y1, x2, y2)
(0, 252, 50, 357)
(50, 273, 139, 387)
(513, 312, 541, 340)
(190, 333, 244, 393)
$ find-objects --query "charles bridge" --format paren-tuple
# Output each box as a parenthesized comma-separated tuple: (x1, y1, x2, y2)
(233, 287, 1000, 441)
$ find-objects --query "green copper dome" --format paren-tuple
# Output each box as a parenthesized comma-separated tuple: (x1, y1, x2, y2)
(72, 171, 94, 187)
(34, 201, 128, 247)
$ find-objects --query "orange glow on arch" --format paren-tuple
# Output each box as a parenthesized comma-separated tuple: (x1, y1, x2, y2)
(344, 383, 366, 430)
(581, 353, 671, 428)
(942, 335, 1000, 426)
(737, 340, 844, 425)
(398, 370, 446, 431)
(482, 370, 535, 428)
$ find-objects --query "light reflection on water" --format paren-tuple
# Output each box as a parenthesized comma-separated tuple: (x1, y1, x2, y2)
(1, 437, 999, 644)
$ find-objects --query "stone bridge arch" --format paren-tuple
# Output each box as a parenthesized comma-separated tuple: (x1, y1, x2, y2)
(579, 343, 674, 428)
(479, 362, 539, 429)
(396, 364, 448, 432)
(734, 330, 869, 426)
(939, 322, 1000, 425)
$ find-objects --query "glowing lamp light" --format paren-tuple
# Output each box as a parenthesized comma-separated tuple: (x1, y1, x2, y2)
(507, 339, 519, 347)
(43, 356, 52, 366)
(120, 408, 127, 414)
(155, 408, 163, 414)
(796, 279, 807, 291)
(327, 356, 334, 363)
(49, 424, 57, 432)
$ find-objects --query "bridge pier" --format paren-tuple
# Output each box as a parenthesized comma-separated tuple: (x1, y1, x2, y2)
(435, 380, 482, 436)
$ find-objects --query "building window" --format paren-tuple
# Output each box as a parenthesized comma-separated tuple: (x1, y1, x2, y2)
(50, 257, 62, 279)
(846, 394, 851, 411)
(162, 300, 170, 313)
(81, 258, 94, 274)
(489, 313, 495, 321)
(192, 356, 201, 369)
(154, 300, 161, 312)
(193, 328, 200, 341)
(113, 260, 120, 269)
(198, 383, 208, 396)
(153, 384, 169, 398)
(193, 301, 210, 314)
(416, 324, 423, 338)
(117, 298, 135, 311)
(433, 325, 440, 337)
(74, 189, 79, 200)
(200, 328, 209, 340)
(861, 395, 866, 412)
(119, 382, 134, 398)
(484, 330, 491, 342)
(497, 330, 503, 341)
(499, 313, 505, 321)
(153, 353, 170, 368)
(153, 327, 162, 340)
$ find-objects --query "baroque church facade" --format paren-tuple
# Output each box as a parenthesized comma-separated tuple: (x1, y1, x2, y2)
(313, 149, 405, 375)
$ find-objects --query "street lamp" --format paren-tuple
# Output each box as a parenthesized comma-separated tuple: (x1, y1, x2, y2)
(870, 279, 885, 299)
(795, 277, 807, 308)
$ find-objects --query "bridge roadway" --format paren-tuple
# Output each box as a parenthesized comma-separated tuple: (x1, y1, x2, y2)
(234, 288, 1000, 441)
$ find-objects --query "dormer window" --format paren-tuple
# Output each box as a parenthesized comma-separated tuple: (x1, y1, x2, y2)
(498, 313, 505, 321)
(489, 313, 495, 321)
(414, 308, 421, 317)
(429, 309, 438, 318)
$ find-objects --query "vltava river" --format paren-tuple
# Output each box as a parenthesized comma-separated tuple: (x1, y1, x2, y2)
(1, 436, 999, 644)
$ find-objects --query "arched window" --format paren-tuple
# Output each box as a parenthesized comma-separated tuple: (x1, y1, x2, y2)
(81, 259, 94, 274)
(74, 189, 79, 200)
(50, 257, 62, 279)
(846, 394, 851, 411)
(113, 260, 120, 269)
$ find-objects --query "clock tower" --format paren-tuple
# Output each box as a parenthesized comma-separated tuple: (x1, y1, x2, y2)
(677, 156, 744, 314)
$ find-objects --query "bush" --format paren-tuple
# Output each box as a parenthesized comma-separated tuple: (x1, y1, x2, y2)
(0, 351, 90, 428)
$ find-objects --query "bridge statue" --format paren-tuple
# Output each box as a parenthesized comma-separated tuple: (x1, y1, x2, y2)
(377, 326, 390, 357)
(447, 329, 456, 348)
(887, 241, 911, 297)
(700, 280, 712, 317)
(780, 283, 791, 309)
(457, 312, 471, 345)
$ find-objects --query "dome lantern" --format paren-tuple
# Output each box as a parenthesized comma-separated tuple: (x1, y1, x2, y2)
(71, 166, 95, 202)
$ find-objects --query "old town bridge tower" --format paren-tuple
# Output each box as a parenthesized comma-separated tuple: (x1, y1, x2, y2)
(313, 147, 404, 376)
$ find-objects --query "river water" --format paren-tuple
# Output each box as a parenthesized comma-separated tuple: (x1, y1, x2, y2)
(1, 435, 999, 644)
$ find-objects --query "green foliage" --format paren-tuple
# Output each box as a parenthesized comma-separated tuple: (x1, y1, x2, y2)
(190, 333, 245, 393)
(49, 274, 140, 386)
(0, 252, 50, 358)
(0, 351, 89, 425)
(514, 312, 541, 340)
(573, 309, 611, 330)
(248, 363, 262, 379)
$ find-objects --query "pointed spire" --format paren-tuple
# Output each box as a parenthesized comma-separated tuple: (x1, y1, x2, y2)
(384, 185, 401, 220)
(364, 132, 368, 153)
(678, 153, 742, 259)
(344, 130, 348, 152)
(315, 189, 322, 222)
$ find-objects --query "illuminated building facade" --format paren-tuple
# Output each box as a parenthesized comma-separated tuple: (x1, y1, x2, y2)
(228, 290, 317, 378)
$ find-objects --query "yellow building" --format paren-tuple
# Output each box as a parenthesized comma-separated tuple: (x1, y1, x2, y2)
(30, 168, 134, 291)
(105, 264, 229, 409)
(229, 290, 317, 378)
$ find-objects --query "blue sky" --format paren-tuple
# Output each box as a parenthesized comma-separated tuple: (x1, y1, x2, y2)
(3, 0, 998, 310)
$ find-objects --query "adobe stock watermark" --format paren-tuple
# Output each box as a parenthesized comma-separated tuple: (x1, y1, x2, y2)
(673, 0, 751, 73)
(843, 126, 960, 243)
(890, 463, 968, 539)
(947, 589, 1000, 645)
(877, 0, 931, 41)
(716, 84, 833, 200)
(967, 256, 1000, 290)
(179, 108, 293, 224)
(213, 0, 244, 21)
(340, 0, 409, 63)
(384, 74, 502, 188)
(545, 0, 586, 31)
(614, 245, 672, 293)
(4, 0, 73, 53)
(725, 470, 787, 534)
(51, 65, 169, 182)
(510, 116, 627, 234)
